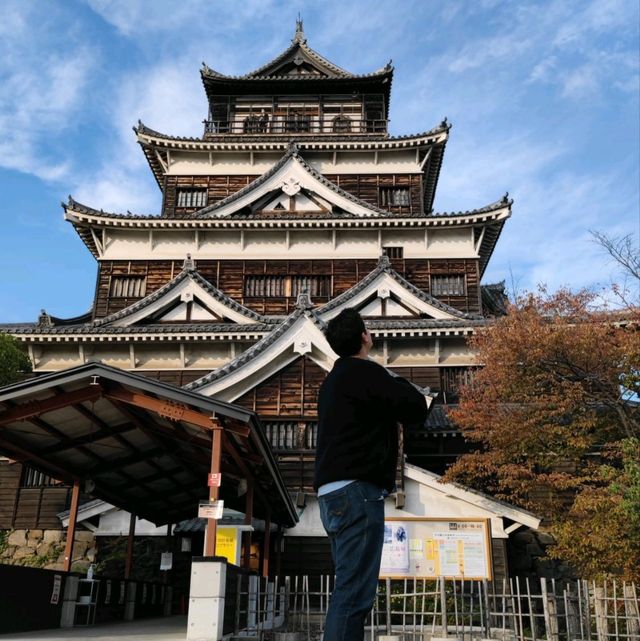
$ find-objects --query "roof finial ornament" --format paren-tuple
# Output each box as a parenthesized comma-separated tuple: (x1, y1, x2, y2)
(502, 191, 510, 204)
(295, 288, 313, 310)
(182, 253, 196, 271)
(37, 309, 53, 329)
(293, 14, 306, 44)
(378, 253, 392, 269)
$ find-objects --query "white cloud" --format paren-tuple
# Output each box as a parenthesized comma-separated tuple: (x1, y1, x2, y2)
(0, 1, 95, 182)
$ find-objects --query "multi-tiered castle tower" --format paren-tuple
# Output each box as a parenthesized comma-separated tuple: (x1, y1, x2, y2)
(2, 21, 512, 571)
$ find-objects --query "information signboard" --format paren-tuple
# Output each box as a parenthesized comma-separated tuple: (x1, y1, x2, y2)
(380, 518, 492, 580)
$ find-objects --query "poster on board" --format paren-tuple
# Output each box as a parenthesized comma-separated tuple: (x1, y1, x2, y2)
(380, 518, 492, 579)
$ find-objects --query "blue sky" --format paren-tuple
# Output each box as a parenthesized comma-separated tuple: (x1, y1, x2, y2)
(0, 0, 638, 323)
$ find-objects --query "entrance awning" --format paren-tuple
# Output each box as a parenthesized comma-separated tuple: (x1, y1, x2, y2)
(0, 363, 297, 527)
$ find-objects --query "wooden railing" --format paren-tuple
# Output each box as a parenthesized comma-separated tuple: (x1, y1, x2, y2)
(203, 118, 388, 136)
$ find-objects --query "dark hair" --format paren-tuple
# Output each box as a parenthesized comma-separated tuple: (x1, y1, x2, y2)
(325, 308, 366, 357)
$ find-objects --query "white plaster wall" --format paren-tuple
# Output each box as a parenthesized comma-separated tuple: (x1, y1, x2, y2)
(440, 338, 475, 365)
(427, 228, 475, 257)
(387, 340, 439, 366)
(97, 509, 171, 536)
(98, 228, 479, 261)
(284, 478, 507, 539)
(166, 150, 421, 176)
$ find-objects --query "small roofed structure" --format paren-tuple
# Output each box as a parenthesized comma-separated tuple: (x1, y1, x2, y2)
(0, 363, 297, 570)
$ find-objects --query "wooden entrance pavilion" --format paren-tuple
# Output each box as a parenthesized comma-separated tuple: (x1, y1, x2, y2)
(0, 363, 297, 575)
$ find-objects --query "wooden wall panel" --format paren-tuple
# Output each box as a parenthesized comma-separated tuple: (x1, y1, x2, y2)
(0, 461, 20, 528)
(234, 357, 326, 419)
(94, 259, 481, 319)
(325, 174, 423, 213)
(161, 173, 424, 217)
(163, 175, 257, 218)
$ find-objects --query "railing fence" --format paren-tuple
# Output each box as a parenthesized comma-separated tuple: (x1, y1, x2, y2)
(227, 575, 640, 641)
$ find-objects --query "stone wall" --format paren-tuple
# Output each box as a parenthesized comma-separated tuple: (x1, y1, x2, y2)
(0, 529, 96, 572)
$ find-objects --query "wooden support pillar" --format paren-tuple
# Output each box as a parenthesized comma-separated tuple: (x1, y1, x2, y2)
(124, 512, 136, 579)
(242, 480, 254, 570)
(261, 509, 271, 578)
(62, 480, 81, 572)
(163, 523, 172, 584)
(204, 427, 222, 557)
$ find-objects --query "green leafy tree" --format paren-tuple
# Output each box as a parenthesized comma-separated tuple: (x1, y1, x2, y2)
(0, 333, 32, 386)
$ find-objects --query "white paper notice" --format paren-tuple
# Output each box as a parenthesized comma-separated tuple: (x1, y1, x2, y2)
(381, 523, 410, 573)
(409, 538, 423, 560)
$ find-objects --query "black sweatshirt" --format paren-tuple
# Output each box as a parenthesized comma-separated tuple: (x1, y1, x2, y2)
(313, 357, 428, 493)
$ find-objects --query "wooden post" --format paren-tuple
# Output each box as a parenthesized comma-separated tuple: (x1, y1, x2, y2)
(261, 508, 271, 578)
(204, 427, 222, 557)
(243, 479, 254, 570)
(624, 583, 640, 641)
(594, 584, 608, 641)
(62, 479, 80, 572)
(124, 511, 136, 579)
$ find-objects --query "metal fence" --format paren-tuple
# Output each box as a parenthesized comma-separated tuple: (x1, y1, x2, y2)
(227, 574, 640, 641)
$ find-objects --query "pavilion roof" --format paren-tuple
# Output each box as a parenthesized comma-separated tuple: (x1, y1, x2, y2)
(201, 20, 393, 83)
(0, 363, 297, 526)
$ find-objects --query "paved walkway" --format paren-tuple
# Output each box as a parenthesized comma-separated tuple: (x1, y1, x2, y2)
(0, 616, 188, 641)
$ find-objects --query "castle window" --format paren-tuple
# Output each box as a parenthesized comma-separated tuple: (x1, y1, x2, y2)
(380, 187, 410, 207)
(332, 115, 352, 133)
(431, 275, 465, 296)
(244, 275, 331, 297)
(383, 246, 404, 259)
(21, 466, 58, 487)
(177, 189, 207, 208)
(110, 275, 147, 298)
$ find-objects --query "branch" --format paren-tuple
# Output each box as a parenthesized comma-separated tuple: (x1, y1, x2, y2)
(590, 230, 640, 282)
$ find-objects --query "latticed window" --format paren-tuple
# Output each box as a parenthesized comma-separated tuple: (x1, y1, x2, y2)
(383, 246, 404, 259)
(177, 189, 207, 208)
(110, 275, 147, 298)
(244, 275, 330, 297)
(21, 466, 58, 487)
(263, 422, 318, 450)
(431, 274, 465, 296)
(380, 187, 410, 207)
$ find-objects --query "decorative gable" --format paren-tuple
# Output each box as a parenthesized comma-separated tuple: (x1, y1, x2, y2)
(195, 147, 387, 219)
(318, 256, 484, 322)
(185, 297, 336, 401)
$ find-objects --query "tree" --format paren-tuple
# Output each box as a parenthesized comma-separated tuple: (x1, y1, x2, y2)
(0, 333, 32, 386)
(444, 288, 640, 579)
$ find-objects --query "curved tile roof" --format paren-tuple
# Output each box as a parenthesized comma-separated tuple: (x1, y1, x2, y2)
(92, 264, 272, 327)
(185, 297, 326, 391)
(201, 22, 392, 82)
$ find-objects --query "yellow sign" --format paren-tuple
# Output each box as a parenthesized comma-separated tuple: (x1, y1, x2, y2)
(216, 527, 239, 565)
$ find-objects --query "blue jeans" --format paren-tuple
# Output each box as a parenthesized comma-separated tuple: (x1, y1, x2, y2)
(318, 481, 385, 641)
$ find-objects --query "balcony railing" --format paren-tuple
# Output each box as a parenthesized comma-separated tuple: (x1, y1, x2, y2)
(203, 117, 388, 136)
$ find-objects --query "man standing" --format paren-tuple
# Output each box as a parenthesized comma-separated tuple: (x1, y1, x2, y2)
(314, 308, 428, 641)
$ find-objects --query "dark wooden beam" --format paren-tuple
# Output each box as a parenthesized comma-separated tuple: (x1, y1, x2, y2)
(124, 512, 136, 580)
(41, 423, 136, 455)
(0, 387, 101, 424)
(87, 448, 165, 476)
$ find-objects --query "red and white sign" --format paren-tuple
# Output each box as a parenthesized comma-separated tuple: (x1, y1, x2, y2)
(208, 473, 222, 487)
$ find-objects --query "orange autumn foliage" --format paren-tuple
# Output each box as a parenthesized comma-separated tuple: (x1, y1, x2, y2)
(444, 288, 640, 579)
